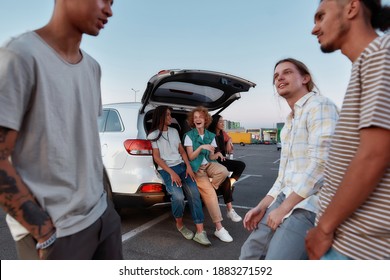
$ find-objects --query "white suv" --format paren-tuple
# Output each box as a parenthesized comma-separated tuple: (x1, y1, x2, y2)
(99, 69, 255, 209)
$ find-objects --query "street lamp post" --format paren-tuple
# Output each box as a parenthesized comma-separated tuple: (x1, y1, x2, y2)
(131, 88, 139, 102)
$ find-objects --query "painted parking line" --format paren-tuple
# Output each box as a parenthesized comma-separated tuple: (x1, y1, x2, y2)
(121, 212, 170, 242)
(240, 174, 263, 178)
(236, 174, 251, 183)
(219, 203, 253, 210)
(121, 174, 261, 242)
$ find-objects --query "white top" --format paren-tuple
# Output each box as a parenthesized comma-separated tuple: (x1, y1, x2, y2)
(148, 127, 183, 169)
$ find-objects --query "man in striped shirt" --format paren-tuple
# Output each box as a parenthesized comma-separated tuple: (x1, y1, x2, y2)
(307, 0, 390, 260)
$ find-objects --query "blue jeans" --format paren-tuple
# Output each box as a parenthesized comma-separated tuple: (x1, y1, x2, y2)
(321, 247, 353, 260)
(240, 192, 316, 260)
(159, 163, 204, 224)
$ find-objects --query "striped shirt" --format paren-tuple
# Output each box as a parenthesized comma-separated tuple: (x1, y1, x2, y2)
(268, 92, 339, 218)
(318, 35, 390, 259)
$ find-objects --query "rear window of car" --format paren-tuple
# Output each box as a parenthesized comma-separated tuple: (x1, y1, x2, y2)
(155, 82, 224, 103)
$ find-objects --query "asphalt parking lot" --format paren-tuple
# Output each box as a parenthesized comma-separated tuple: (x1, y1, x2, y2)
(0, 144, 280, 260)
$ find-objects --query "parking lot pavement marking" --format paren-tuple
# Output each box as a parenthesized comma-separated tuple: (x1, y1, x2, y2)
(219, 203, 252, 210)
(121, 212, 170, 242)
(236, 174, 251, 183)
(242, 174, 263, 177)
(273, 159, 280, 164)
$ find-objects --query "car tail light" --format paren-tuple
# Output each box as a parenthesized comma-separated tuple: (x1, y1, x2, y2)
(139, 183, 163, 193)
(124, 139, 152, 156)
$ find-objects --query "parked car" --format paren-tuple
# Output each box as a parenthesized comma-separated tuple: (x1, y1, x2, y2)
(98, 69, 256, 209)
(277, 142, 282, 151)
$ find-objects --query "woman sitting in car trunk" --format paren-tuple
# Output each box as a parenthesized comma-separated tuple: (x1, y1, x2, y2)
(208, 114, 245, 223)
(184, 106, 234, 243)
(148, 106, 211, 246)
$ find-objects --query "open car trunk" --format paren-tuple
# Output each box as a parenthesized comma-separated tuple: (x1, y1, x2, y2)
(141, 69, 256, 138)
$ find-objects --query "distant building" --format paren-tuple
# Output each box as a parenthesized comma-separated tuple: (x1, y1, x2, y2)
(225, 120, 241, 130)
(224, 119, 282, 144)
(246, 129, 261, 142)
(261, 128, 277, 142)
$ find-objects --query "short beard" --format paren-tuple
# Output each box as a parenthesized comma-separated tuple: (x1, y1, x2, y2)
(320, 19, 348, 54)
(320, 44, 337, 53)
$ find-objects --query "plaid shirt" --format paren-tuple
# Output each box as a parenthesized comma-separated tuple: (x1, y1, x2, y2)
(268, 92, 339, 216)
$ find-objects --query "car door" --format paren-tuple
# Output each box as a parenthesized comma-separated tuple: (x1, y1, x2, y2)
(99, 109, 128, 169)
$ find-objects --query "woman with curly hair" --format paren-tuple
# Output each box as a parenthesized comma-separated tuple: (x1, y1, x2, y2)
(183, 106, 233, 243)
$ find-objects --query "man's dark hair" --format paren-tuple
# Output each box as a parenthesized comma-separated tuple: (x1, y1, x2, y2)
(319, 0, 390, 32)
(361, 0, 390, 32)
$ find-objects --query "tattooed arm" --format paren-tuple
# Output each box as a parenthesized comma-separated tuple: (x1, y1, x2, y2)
(0, 126, 55, 243)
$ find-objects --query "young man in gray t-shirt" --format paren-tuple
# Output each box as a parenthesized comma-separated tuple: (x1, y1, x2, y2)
(0, 0, 122, 259)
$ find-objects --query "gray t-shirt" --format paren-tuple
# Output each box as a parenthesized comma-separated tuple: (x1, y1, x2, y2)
(0, 32, 107, 240)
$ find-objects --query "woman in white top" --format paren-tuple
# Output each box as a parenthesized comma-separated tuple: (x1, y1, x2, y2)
(148, 106, 210, 246)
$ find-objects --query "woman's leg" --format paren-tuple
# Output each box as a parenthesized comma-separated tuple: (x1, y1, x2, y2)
(213, 161, 242, 221)
(222, 159, 246, 182)
(195, 166, 223, 224)
(206, 162, 229, 189)
(159, 167, 185, 220)
(178, 165, 204, 227)
(217, 176, 233, 204)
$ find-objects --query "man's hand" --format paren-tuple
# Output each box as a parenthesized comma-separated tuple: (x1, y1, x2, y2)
(243, 206, 266, 231)
(266, 206, 288, 230)
(305, 225, 334, 259)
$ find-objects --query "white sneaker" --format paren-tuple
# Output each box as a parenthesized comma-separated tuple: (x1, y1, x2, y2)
(214, 227, 233, 242)
(227, 209, 242, 222)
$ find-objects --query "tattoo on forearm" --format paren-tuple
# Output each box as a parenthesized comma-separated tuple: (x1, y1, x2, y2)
(0, 170, 18, 195)
(0, 127, 12, 160)
(0, 127, 10, 143)
(0, 170, 19, 217)
(0, 170, 50, 235)
(21, 201, 51, 236)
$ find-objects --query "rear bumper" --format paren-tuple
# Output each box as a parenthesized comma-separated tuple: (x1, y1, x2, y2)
(112, 192, 170, 208)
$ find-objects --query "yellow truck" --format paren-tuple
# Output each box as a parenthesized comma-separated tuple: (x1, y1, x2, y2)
(226, 132, 252, 146)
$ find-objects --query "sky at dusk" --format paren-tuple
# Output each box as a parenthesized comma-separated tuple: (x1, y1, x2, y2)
(1, 0, 389, 128)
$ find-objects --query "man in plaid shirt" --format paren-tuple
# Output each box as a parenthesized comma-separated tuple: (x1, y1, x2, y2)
(240, 58, 339, 260)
